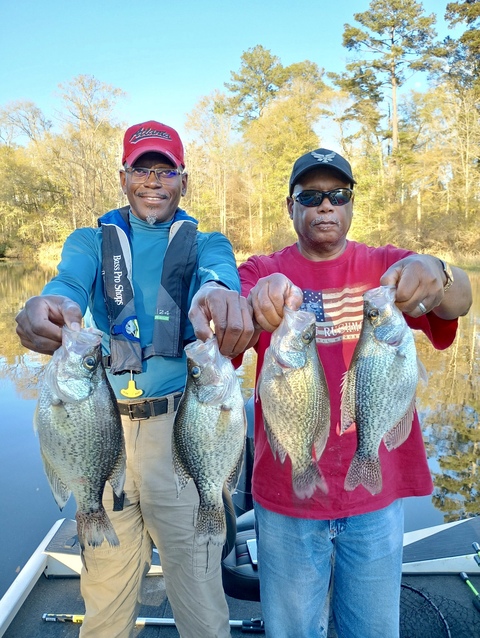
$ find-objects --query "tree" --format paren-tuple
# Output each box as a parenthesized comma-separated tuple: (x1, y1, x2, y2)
(0, 144, 63, 255)
(220, 46, 326, 131)
(242, 78, 322, 250)
(220, 46, 288, 127)
(57, 74, 124, 129)
(184, 92, 240, 237)
(43, 75, 126, 230)
(446, 0, 480, 55)
(439, 0, 480, 89)
(0, 75, 126, 256)
(338, 0, 438, 153)
(0, 100, 52, 145)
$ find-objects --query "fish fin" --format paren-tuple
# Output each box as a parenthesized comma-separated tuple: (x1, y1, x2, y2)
(292, 462, 328, 499)
(172, 447, 192, 496)
(264, 420, 288, 463)
(383, 398, 415, 451)
(108, 450, 127, 498)
(226, 440, 246, 493)
(42, 455, 71, 510)
(344, 453, 382, 495)
(195, 502, 226, 546)
(173, 466, 192, 497)
(75, 507, 119, 552)
(313, 415, 330, 461)
(417, 356, 428, 384)
(340, 370, 356, 433)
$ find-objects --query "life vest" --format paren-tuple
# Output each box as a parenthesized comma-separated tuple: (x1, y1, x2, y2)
(98, 206, 198, 374)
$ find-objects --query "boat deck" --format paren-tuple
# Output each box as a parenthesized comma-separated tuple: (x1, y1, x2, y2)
(4, 570, 480, 637)
(4, 575, 263, 637)
(3, 517, 480, 637)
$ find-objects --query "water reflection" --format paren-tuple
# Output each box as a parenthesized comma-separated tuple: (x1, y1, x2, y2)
(413, 274, 480, 522)
(0, 260, 54, 399)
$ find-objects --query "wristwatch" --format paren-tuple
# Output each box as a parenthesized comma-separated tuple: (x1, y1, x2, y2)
(439, 259, 454, 291)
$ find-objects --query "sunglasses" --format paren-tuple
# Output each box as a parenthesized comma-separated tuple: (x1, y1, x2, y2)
(292, 188, 353, 207)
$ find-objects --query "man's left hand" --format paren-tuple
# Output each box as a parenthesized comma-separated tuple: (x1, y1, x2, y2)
(189, 283, 256, 358)
(380, 254, 472, 319)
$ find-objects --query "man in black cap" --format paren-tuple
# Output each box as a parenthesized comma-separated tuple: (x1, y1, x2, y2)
(191, 147, 472, 638)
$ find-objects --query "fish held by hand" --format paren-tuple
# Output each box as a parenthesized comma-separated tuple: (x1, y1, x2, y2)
(172, 336, 246, 545)
(341, 285, 426, 495)
(258, 306, 330, 499)
(34, 326, 126, 559)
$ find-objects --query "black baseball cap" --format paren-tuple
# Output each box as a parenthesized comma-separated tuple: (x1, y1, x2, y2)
(289, 148, 356, 195)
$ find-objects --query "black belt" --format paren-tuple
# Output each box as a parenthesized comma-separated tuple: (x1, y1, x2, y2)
(118, 393, 183, 421)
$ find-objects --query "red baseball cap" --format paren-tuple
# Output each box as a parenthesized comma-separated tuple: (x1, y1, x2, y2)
(122, 120, 185, 168)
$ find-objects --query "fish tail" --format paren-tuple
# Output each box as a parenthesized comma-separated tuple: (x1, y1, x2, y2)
(292, 462, 328, 499)
(344, 453, 382, 495)
(195, 504, 226, 546)
(75, 506, 119, 550)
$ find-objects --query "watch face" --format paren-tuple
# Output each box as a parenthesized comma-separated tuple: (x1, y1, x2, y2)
(441, 260, 454, 290)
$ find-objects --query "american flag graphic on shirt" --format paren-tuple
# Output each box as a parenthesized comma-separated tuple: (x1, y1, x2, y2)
(301, 286, 370, 344)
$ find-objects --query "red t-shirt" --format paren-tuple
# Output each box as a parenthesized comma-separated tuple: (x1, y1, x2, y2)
(239, 241, 458, 519)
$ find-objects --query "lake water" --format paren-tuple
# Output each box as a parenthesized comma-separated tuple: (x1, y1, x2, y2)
(1, 261, 479, 598)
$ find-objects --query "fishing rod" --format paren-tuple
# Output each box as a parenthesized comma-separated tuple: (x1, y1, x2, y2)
(459, 572, 480, 612)
(42, 613, 265, 632)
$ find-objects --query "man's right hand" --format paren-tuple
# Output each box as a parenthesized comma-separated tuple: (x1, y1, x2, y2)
(247, 274, 304, 332)
(15, 295, 82, 355)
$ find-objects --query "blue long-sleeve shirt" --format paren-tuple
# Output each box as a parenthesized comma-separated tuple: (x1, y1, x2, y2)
(43, 212, 240, 399)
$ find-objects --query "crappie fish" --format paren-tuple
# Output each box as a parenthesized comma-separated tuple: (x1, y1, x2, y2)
(35, 326, 126, 557)
(341, 285, 425, 495)
(258, 306, 330, 499)
(172, 336, 246, 545)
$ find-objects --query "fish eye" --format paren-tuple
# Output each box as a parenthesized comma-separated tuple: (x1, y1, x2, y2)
(302, 327, 315, 343)
(190, 365, 201, 378)
(368, 308, 379, 319)
(83, 355, 98, 371)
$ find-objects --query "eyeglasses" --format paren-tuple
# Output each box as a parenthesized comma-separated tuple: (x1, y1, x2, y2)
(292, 188, 353, 207)
(124, 167, 183, 183)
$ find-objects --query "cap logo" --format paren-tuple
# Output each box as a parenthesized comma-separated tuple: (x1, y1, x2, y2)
(311, 151, 336, 163)
(129, 126, 172, 145)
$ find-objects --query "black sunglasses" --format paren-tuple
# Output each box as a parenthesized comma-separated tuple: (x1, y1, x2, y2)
(292, 188, 353, 207)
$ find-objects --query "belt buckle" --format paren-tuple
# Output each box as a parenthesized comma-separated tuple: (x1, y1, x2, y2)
(128, 400, 151, 421)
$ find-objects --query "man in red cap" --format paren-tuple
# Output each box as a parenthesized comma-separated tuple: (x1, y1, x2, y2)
(16, 120, 255, 638)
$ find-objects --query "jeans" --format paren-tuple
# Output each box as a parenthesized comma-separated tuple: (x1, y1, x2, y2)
(254, 499, 404, 638)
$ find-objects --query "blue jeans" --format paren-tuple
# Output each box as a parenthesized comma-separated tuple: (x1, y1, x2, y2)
(254, 499, 404, 638)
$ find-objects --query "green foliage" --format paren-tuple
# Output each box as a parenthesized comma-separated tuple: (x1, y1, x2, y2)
(432, 1, 480, 90)
(219, 45, 326, 132)
(336, 0, 439, 152)
(0, 75, 125, 256)
(220, 45, 287, 126)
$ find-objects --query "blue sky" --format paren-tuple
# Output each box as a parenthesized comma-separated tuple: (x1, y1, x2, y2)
(1, 0, 459, 141)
